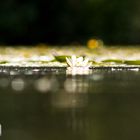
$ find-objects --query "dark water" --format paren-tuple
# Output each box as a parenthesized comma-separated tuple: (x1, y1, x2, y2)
(0, 67, 140, 140)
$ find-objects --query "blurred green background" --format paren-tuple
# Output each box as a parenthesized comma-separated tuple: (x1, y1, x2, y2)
(0, 0, 140, 45)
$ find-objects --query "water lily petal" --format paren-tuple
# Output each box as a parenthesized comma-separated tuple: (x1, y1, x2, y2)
(82, 58, 89, 66)
(71, 55, 77, 66)
(77, 57, 83, 63)
(66, 57, 72, 67)
(66, 55, 91, 68)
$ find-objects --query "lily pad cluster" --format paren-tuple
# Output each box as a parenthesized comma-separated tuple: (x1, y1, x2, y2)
(0, 46, 140, 67)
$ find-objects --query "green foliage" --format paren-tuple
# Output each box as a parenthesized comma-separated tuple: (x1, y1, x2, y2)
(54, 56, 70, 62)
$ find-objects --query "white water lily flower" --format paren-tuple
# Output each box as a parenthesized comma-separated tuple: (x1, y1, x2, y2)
(66, 55, 92, 67)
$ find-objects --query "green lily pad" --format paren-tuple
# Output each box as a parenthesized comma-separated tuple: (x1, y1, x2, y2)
(102, 59, 123, 63)
(124, 60, 140, 65)
(0, 61, 8, 64)
(54, 55, 70, 62)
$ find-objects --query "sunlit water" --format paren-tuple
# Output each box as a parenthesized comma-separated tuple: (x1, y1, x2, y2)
(0, 67, 140, 140)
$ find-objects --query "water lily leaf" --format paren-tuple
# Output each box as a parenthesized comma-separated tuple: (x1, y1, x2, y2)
(54, 55, 70, 62)
(124, 60, 140, 65)
(102, 59, 123, 63)
(0, 61, 8, 64)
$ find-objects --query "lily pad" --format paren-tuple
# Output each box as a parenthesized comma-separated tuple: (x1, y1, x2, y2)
(54, 55, 70, 62)
(124, 60, 140, 65)
(102, 59, 123, 63)
(0, 61, 8, 64)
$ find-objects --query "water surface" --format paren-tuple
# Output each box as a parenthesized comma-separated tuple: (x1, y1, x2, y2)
(0, 67, 140, 140)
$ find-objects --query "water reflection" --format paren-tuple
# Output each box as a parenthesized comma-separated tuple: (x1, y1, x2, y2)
(35, 77, 51, 93)
(0, 68, 140, 140)
(0, 78, 9, 88)
(51, 75, 89, 108)
(11, 78, 25, 91)
(66, 67, 92, 75)
(51, 90, 87, 108)
(64, 77, 89, 94)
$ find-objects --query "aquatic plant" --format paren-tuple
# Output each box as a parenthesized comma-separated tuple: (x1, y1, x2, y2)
(66, 55, 92, 68)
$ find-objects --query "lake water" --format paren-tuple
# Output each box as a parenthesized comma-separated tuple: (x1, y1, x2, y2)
(0, 67, 140, 140)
